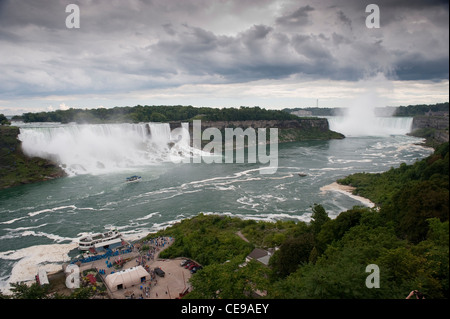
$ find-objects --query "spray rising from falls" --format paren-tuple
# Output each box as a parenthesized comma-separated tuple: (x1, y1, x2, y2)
(18, 123, 194, 176)
(327, 116, 413, 137)
(326, 91, 413, 137)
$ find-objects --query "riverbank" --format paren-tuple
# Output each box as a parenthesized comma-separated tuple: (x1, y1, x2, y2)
(320, 182, 375, 208)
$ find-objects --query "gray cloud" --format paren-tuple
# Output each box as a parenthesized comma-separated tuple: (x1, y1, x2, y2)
(0, 0, 448, 103)
(337, 10, 352, 30)
(276, 5, 315, 27)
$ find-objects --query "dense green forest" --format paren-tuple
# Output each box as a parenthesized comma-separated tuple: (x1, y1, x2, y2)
(394, 102, 449, 117)
(148, 142, 448, 299)
(338, 142, 449, 243)
(9, 102, 449, 124)
(13, 105, 300, 124)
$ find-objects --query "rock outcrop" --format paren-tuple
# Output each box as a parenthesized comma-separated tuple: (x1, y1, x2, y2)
(409, 114, 449, 146)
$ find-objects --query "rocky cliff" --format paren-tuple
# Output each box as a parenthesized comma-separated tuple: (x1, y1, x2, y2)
(409, 115, 449, 146)
(0, 126, 66, 189)
(170, 118, 344, 143)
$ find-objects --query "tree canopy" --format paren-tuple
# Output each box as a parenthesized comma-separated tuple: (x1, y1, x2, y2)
(16, 105, 301, 124)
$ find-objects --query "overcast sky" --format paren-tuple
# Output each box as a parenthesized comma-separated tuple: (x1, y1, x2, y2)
(0, 0, 448, 115)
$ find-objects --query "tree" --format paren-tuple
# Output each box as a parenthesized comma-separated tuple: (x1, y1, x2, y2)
(0, 114, 10, 125)
(316, 206, 366, 253)
(149, 112, 167, 122)
(269, 233, 315, 278)
(310, 204, 330, 237)
(8, 282, 50, 299)
(382, 180, 449, 243)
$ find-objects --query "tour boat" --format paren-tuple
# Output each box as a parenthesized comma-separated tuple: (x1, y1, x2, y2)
(78, 229, 123, 251)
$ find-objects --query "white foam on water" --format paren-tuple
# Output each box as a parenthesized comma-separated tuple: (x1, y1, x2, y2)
(0, 217, 28, 225)
(203, 211, 313, 223)
(134, 212, 162, 221)
(0, 242, 77, 295)
(28, 205, 77, 217)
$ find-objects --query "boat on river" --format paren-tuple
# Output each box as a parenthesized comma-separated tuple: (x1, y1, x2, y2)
(126, 175, 142, 183)
(78, 229, 123, 251)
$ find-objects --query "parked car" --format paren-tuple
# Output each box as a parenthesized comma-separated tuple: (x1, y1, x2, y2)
(190, 266, 203, 274)
(154, 267, 165, 277)
(180, 259, 190, 267)
(188, 263, 198, 270)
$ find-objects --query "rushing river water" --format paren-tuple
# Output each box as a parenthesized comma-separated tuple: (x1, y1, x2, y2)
(0, 117, 433, 292)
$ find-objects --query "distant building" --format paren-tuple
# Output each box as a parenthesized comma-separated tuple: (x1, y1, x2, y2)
(245, 248, 272, 266)
(291, 110, 313, 117)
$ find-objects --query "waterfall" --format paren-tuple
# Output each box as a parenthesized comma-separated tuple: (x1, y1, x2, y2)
(326, 116, 413, 137)
(18, 123, 192, 176)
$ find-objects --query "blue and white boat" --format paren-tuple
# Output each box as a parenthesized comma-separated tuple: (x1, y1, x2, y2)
(78, 229, 122, 251)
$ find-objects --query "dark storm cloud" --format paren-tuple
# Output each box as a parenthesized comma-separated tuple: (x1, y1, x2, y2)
(0, 0, 448, 101)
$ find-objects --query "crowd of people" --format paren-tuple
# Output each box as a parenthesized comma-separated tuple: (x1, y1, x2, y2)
(123, 236, 174, 299)
(136, 236, 174, 266)
(78, 235, 175, 299)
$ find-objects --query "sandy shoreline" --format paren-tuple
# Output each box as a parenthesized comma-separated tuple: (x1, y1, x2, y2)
(320, 182, 375, 208)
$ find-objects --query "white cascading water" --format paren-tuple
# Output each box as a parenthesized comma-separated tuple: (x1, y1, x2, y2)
(325, 91, 413, 137)
(327, 116, 413, 137)
(18, 123, 193, 176)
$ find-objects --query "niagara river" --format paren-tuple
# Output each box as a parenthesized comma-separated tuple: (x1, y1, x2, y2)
(0, 117, 433, 293)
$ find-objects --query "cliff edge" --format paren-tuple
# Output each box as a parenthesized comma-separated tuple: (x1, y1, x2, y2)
(170, 118, 345, 144)
(409, 114, 449, 147)
(0, 126, 66, 189)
